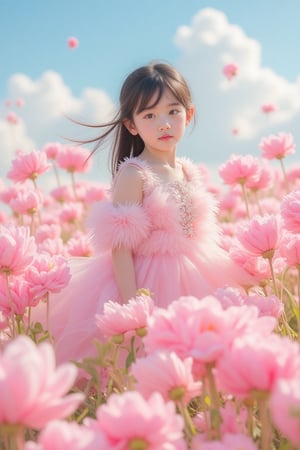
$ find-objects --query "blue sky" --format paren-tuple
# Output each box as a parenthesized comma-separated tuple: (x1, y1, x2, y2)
(0, 0, 299, 181)
(1, 0, 299, 101)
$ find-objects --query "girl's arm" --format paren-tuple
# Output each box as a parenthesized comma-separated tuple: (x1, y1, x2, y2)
(111, 165, 144, 303)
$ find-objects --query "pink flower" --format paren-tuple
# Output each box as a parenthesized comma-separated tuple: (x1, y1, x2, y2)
(96, 294, 155, 338)
(281, 190, 300, 233)
(6, 111, 19, 124)
(35, 224, 62, 244)
(67, 36, 79, 49)
(59, 202, 84, 224)
(230, 244, 272, 282)
(131, 351, 201, 403)
(16, 98, 24, 108)
(192, 433, 258, 450)
(7, 150, 50, 183)
(25, 253, 71, 300)
(43, 142, 63, 160)
(144, 296, 233, 378)
(10, 188, 43, 215)
(216, 334, 300, 399)
(218, 154, 260, 186)
(236, 214, 280, 258)
(0, 224, 37, 276)
(85, 391, 186, 450)
(246, 163, 272, 191)
(279, 232, 300, 268)
(259, 132, 295, 160)
(56, 146, 92, 174)
(244, 294, 284, 318)
(51, 186, 75, 203)
(270, 377, 300, 446)
(66, 232, 94, 257)
(222, 63, 238, 80)
(0, 275, 34, 316)
(0, 336, 83, 429)
(261, 103, 276, 114)
(24, 420, 109, 450)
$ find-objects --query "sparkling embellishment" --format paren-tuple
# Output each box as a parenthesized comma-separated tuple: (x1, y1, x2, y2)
(169, 181, 195, 237)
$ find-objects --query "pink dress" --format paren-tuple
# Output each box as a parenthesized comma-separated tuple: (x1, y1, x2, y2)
(43, 157, 251, 363)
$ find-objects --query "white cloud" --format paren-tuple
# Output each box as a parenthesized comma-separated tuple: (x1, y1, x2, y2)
(0, 8, 299, 185)
(0, 71, 114, 180)
(175, 8, 300, 170)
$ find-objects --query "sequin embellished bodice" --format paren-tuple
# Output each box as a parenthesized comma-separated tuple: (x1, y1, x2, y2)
(168, 180, 195, 238)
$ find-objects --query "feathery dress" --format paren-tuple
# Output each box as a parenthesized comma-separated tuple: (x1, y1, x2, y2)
(43, 157, 251, 363)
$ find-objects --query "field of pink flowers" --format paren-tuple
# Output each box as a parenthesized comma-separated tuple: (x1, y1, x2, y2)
(0, 133, 300, 450)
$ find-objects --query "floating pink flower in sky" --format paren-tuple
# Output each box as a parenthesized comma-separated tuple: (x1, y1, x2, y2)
(261, 103, 276, 114)
(270, 377, 300, 447)
(68, 36, 79, 49)
(0, 224, 36, 276)
(131, 351, 201, 404)
(6, 111, 19, 124)
(85, 391, 186, 450)
(56, 145, 92, 174)
(15, 97, 24, 107)
(222, 63, 238, 80)
(280, 189, 300, 233)
(7, 150, 50, 183)
(0, 336, 83, 429)
(218, 154, 259, 186)
(259, 132, 295, 160)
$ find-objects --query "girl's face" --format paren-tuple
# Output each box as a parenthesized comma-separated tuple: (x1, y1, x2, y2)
(124, 89, 194, 154)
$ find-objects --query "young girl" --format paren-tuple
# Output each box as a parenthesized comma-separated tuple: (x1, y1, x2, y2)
(43, 62, 253, 363)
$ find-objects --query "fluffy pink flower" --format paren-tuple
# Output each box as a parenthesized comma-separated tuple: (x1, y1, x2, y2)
(66, 232, 94, 257)
(279, 232, 300, 268)
(51, 185, 75, 203)
(192, 433, 258, 450)
(24, 420, 109, 450)
(261, 103, 276, 114)
(244, 294, 284, 318)
(131, 351, 201, 403)
(10, 188, 43, 215)
(218, 154, 260, 186)
(35, 224, 62, 244)
(270, 377, 300, 446)
(230, 244, 272, 282)
(0, 336, 83, 429)
(56, 145, 92, 174)
(7, 150, 50, 183)
(246, 163, 272, 191)
(259, 132, 295, 160)
(280, 189, 300, 233)
(43, 142, 63, 160)
(0, 224, 37, 276)
(59, 202, 84, 224)
(38, 238, 66, 257)
(216, 334, 300, 399)
(144, 296, 234, 377)
(222, 63, 238, 80)
(96, 294, 155, 338)
(236, 214, 280, 258)
(85, 391, 186, 450)
(68, 36, 79, 49)
(0, 275, 34, 316)
(25, 253, 71, 300)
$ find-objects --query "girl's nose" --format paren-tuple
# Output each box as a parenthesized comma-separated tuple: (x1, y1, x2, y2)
(158, 121, 171, 131)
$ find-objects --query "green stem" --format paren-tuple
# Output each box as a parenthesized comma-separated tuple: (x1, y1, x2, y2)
(206, 364, 222, 440)
(5, 273, 15, 338)
(266, 255, 278, 297)
(45, 293, 54, 345)
(70, 171, 78, 200)
(241, 183, 250, 219)
(259, 398, 272, 450)
(279, 158, 290, 193)
(178, 400, 197, 442)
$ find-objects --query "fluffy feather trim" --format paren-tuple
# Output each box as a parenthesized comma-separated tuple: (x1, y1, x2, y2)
(87, 201, 151, 251)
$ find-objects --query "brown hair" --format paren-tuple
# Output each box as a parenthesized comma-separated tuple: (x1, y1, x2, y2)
(81, 62, 194, 176)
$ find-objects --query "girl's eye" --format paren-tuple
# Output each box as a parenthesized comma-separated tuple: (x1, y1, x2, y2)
(170, 109, 180, 115)
(144, 113, 154, 119)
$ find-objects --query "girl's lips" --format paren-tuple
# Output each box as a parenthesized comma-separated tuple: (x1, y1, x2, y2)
(158, 135, 172, 141)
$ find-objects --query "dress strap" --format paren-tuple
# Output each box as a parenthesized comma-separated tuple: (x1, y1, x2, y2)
(112, 157, 156, 193)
